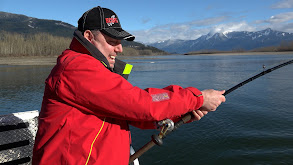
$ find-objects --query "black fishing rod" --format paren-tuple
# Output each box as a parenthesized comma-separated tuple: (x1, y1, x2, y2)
(129, 58, 293, 164)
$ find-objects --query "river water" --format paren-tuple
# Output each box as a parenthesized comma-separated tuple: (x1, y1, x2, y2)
(1, 54, 293, 164)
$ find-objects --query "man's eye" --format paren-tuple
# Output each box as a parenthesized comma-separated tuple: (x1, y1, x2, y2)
(109, 41, 119, 46)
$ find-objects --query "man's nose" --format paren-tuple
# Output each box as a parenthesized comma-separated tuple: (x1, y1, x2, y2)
(115, 44, 123, 53)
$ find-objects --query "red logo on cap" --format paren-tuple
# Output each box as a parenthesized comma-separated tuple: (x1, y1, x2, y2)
(105, 15, 118, 26)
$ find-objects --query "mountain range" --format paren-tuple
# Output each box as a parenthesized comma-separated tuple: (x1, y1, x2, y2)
(0, 11, 165, 55)
(1, 11, 293, 55)
(0, 11, 76, 37)
(149, 28, 293, 54)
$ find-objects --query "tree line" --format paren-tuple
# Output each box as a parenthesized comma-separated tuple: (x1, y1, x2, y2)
(0, 31, 167, 57)
(185, 40, 293, 55)
(0, 31, 71, 56)
(253, 41, 293, 52)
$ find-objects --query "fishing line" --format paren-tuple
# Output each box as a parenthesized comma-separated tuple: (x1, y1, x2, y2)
(129, 58, 293, 164)
(224, 58, 293, 95)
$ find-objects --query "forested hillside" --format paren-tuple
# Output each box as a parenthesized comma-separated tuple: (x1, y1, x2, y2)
(0, 12, 167, 56)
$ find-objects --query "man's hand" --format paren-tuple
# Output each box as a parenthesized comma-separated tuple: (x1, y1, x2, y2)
(200, 89, 226, 111)
(190, 110, 209, 122)
(189, 89, 225, 122)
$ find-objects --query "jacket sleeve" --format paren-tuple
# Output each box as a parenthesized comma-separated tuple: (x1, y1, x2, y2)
(127, 86, 204, 129)
(54, 55, 204, 122)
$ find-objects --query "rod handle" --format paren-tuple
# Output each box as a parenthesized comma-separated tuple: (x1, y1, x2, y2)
(174, 112, 192, 130)
(129, 140, 156, 164)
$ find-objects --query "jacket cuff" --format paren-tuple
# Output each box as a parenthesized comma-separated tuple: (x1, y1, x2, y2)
(186, 87, 204, 110)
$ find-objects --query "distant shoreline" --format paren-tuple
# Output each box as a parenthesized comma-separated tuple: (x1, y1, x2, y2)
(0, 51, 292, 65)
(0, 56, 58, 66)
(183, 51, 293, 56)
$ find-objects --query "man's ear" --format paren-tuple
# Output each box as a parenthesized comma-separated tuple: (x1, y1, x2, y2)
(83, 30, 94, 42)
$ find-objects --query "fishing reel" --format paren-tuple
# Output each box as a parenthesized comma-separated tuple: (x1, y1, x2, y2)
(152, 119, 174, 146)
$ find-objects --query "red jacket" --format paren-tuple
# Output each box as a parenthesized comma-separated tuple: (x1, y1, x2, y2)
(32, 30, 204, 165)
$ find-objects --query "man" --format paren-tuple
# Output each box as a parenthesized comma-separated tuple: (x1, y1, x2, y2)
(32, 6, 226, 165)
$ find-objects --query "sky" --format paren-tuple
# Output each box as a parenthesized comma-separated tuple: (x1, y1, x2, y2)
(1, 0, 293, 43)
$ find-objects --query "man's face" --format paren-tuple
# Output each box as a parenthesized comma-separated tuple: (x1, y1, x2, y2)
(88, 30, 123, 68)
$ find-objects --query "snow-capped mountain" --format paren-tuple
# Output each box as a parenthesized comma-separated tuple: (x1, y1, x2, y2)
(149, 28, 293, 54)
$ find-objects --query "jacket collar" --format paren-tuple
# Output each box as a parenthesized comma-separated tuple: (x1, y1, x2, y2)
(69, 30, 132, 80)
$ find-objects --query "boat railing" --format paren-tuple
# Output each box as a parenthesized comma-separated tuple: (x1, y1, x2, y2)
(0, 110, 39, 165)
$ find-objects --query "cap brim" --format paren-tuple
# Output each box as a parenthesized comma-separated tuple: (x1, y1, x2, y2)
(101, 28, 135, 41)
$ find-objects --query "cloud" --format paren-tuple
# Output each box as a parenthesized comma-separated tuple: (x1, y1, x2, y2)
(141, 17, 151, 24)
(266, 12, 293, 23)
(271, 0, 293, 8)
(253, 12, 293, 32)
(279, 22, 293, 32)
(211, 22, 255, 34)
(132, 16, 231, 43)
(131, 11, 293, 44)
(132, 23, 200, 44)
(132, 21, 255, 43)
(190, 16, 230, 26)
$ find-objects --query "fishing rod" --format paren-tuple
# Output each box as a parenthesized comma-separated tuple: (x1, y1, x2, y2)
(129, 58, 293, 164)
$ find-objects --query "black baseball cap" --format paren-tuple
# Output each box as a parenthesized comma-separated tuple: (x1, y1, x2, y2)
(78, 6, 135, 41)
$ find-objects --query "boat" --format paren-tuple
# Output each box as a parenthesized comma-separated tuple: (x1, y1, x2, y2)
(0, 110, 139, 165)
